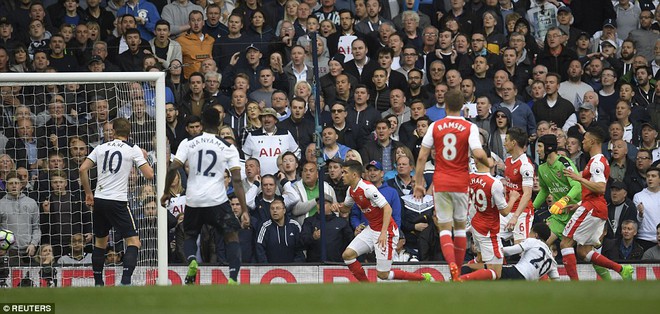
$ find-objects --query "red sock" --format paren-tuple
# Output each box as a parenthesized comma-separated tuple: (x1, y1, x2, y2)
(347, 260, 369, 282)
(440, 231, 456, 265)
(453, 230, 467, 266)
(392, 270, 425, 281)
(459, 269, 496, 281)
(561, 248, 579, 281)
(587, 252, 622, 273)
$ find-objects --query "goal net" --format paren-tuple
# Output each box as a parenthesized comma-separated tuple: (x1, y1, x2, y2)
(0, 72, 167, 287)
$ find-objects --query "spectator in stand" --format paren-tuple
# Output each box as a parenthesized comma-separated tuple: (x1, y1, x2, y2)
(279, 96, 315, 151)
(638, 123, 660, 162)
(641, 223, 660, 260)
(633, 167, 660, 251)
(301, 193, 352, 262)
(290, 161, 337, 225)
(161, 0, 203, 38)
(605, 180, 638, 243)
(243, 108, 300, 175)
(398, 99, 426, 149)
(40, 169, 91, 258)
(559, 60, 594, 110)
(628, 9, 659, 62)
(536, 27, 576, 81)
(625, 149, 652, 197)
(202, 3, 229, 39)
(343, 39, 377, 86)
(214, 13, 249, 71)
(48, 34, 78, 72)
(164, 102, 185, 153)
(68, 24, 94, 66)
(320, 125, 350, 161)
(149, 20, 182, 69)
(117, 0, 160, 41)
(386, 153, 415, 197)
(250, 68, 279, 108)
(6, 118, 47, 172)
(176, 10, 214, 79)
(245, 173, 288, 226)
(470, 96, 492, 130)
(325, 157, 347, 202)
(0, 171, 40, 266)
(255, 198, 305, 263)
(497, 80, 536, 136)
(58, 233, 92, 265)
(360, 119, 404, 173)
(603, 220, 645, 261)
(427, 83, 448, 122)
(532, 72, 577, 132)
(117, 28, 149, 72)
(179, 72, 219, 118)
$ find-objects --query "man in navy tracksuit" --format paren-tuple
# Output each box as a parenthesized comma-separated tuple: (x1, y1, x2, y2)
(256, 198, 305, 263)
(301, 195, 353, 262)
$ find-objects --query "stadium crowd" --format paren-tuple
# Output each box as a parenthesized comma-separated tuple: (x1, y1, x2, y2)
(1, 0, 660, 282)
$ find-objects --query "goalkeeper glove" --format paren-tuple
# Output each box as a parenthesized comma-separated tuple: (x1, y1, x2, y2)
(549, 196, 570, 215)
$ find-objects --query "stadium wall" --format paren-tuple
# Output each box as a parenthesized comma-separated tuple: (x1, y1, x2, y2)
(6, 264, 660, 287)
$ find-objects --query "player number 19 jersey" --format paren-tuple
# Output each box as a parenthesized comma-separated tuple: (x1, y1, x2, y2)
(470, 172, 508, 235)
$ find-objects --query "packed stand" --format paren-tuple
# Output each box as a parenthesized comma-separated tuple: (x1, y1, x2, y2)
(0, 0, 659, 280)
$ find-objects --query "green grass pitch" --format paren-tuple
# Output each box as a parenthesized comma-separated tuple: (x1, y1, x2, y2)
(2, 281, 659, 314)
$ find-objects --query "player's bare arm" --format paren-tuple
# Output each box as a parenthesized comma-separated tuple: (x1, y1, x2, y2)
(563, 169, 606, 194)
(79, 158, 96, 207)
(160, 159, 184, 207)
(507, 185, 532, 230)
(413, 146, 431, 199)
(139, 163, 154, 180)
(502, 190, 520, 216)
(230, 167, 251, 229)
(330, 202, 350, 214)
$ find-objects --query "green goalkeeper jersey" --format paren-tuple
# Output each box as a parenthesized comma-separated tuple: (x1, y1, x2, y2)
(533, 155, 582, 229)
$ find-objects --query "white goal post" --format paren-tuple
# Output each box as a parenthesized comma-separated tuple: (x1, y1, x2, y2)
(0, 72, 168, 286)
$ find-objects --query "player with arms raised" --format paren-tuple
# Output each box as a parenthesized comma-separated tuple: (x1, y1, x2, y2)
(560, 127, 633, 280)
(160, 108, 249, 285)
(80, 118, 154, 286)
(333, 160, 431, 282)
(413, 89, 490, 280)
(459, 148, 519, 281)
(501, 127, 535, 245)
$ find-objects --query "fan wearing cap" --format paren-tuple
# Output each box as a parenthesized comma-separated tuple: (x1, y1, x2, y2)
(591, 19, 623, 55)
(638, 122, 660, 162)
(242, 107, 301, 176)
(0, 17, 20, 58)
(556, 6, 585, 50)
(533, 134, 582, 246)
